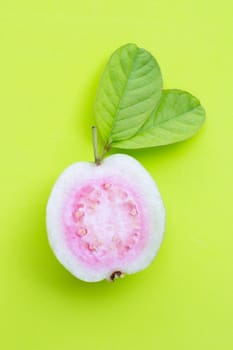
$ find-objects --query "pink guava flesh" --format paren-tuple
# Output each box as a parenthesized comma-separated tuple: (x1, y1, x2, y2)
(63, 176, 148, 271)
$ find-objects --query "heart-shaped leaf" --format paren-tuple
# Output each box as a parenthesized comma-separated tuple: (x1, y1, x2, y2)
(111, 89, 205, 149)
(94, 43, 162, 144)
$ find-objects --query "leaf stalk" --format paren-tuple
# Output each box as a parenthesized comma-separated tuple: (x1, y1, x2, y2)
(91, 126, 101, 165)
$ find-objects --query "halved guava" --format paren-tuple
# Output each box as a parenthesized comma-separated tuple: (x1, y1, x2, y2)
(46, 154, 165, 282)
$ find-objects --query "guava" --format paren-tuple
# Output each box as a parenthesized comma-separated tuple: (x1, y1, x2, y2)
(46, 154, 165, 282)
(46, 43, 205, 282)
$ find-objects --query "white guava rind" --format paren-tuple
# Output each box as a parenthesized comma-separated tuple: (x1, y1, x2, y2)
(46, 154, 165, 282)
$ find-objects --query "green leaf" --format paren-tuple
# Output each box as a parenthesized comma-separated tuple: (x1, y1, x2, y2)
(94, 43, 162, 144)
(111, 89, 205, 149)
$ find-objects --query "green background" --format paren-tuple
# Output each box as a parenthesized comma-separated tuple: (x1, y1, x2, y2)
(0, 1, 232, 349)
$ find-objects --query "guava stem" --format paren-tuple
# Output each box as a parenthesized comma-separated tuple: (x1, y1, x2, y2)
(91, 126, 101, 165)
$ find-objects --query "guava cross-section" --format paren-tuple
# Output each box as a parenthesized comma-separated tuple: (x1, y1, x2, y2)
(46, 154, 165, 282)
